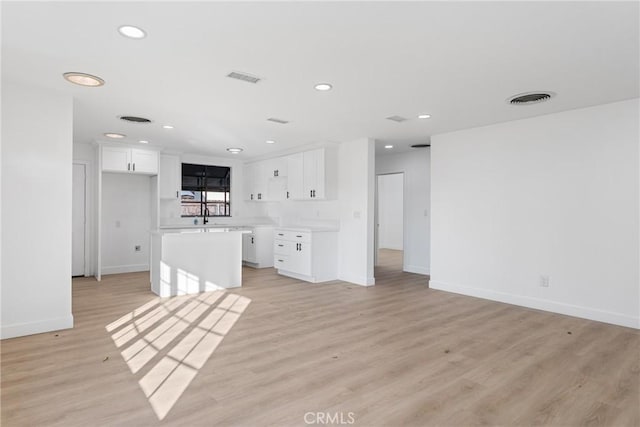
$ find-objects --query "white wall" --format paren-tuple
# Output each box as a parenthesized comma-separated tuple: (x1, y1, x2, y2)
(431, 99, 639, 329)
(101, 173, 152, 274)
(1, 81, 74, 338)
(377, 173, 404, 250)
(376, 149, 431, 274)
(337, 138, 376, 286)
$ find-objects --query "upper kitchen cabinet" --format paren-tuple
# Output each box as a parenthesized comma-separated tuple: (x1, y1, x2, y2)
(264, 156, 287, 178)
(286, 153, 304, 200)
(159, 154, 181, 199)
(245, 161, 267, 201)
(245, 158, 287, 201)
(101, 146, 158, 175)
(287, 147, 337, 200)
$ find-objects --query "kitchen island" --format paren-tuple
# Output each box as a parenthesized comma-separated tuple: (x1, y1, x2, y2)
(150, 227, 250, 297)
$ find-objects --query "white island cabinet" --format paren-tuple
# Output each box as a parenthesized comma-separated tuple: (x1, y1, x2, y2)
(242, 225, 275, 268)
(273, 227, 338, 283)
(150, 228, 250, 297)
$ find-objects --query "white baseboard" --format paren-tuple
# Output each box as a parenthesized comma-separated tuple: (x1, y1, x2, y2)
(277, 269, 338, 284)
(1, 314, 74, 339)
(404, 265, 430, 275)
(338, 273, 375, 287)
(102, 264, 149, 275)
(429, 280, 639, 329)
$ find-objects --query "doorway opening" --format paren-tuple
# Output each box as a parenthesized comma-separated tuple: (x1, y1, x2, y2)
(375, 172, 404, 276)
(72, 163, 87, 277)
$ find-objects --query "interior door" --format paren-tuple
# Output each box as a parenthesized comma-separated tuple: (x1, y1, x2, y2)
(72, 163, 86, 277)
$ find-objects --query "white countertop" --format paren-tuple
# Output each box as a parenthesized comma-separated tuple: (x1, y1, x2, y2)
(275, 225, 340, 232)
(151, 227, 252, 235)
(159, 223, 275, 230)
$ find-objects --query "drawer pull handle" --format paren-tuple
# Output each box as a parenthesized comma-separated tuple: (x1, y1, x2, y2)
(278, 244, 284, 247)
(296, 235, 302, 238)
(277, 259, 284, 262)
(278, 233, 284, 236)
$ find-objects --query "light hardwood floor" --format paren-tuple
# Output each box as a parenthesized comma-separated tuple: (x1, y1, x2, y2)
(1, 251, 638, 426)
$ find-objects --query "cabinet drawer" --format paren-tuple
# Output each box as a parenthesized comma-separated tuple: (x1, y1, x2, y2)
(273, 239, 291, 255)
(274, 255, 288, 269)
(274, 230, 311, 243)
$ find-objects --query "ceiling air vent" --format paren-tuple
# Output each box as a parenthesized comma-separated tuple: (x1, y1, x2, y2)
(411, 143, 431, 148)
(508, 91, 555, 105)
(227, 71, 261, 84)
(267, 117, 289, 124)
(119, 115, 152, 123)
(386, 115, 408, 123)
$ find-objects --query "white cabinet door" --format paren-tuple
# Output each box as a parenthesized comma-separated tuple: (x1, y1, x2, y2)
(159, 154, 180, 199)
(288, 241, 311, 275)
(243, 233, 257, 263)
(304, 148, 325, 199)
(264, 157, 287, 178)
(131, 149, 158, 174)
(286, 149, 326, 200)
(102, 146, 130, 172)
(102, 147, 158, 175)
(244, 162, 255, 201)
(253, 161, 267, 201)
(245, 162, 267, 201)
(302, 150, 317, 199)
(287, 152, 304, 200)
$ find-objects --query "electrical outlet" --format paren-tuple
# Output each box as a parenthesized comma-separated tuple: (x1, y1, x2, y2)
(135, 245, 141, 252)
(540, 275, 550, 287)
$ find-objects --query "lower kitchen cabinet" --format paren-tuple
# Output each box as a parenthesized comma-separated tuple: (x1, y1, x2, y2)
(242, 226, 274, 268)
(273, 228, 338, 283)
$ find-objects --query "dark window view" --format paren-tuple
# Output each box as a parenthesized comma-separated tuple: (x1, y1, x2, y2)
(181, 163, 230, 218)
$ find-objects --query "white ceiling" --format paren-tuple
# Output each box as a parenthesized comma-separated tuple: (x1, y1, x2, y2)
(2, 2, 638, 160)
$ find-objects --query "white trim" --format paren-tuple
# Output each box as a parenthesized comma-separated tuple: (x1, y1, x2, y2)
(404, 265, 429, 276)
(338, 273, 375, 287)
(101, 264, 149, 275)
(429, 280, 640, 329)
(276, 269, 335, 284)
(97, 148, 102, 281)
(72, 160, 93, 277)
(1, 315, 74, 340)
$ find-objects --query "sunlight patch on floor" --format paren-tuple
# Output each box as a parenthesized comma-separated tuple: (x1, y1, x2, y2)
(106, 288, 250, 420)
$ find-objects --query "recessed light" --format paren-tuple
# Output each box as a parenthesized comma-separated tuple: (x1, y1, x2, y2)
(418, 114, 431, 119)
(162, 125, 174, 129)
(139, 140, 149, 144)
(384, 145, 393, 149)
(226, 148, 243, 154)
(266, 140, 276, 144)
(104, 133, 126, 139)
(314, 83, 333, 91)
(118, 25, 146, 39)
(63, 72, 105, 87)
